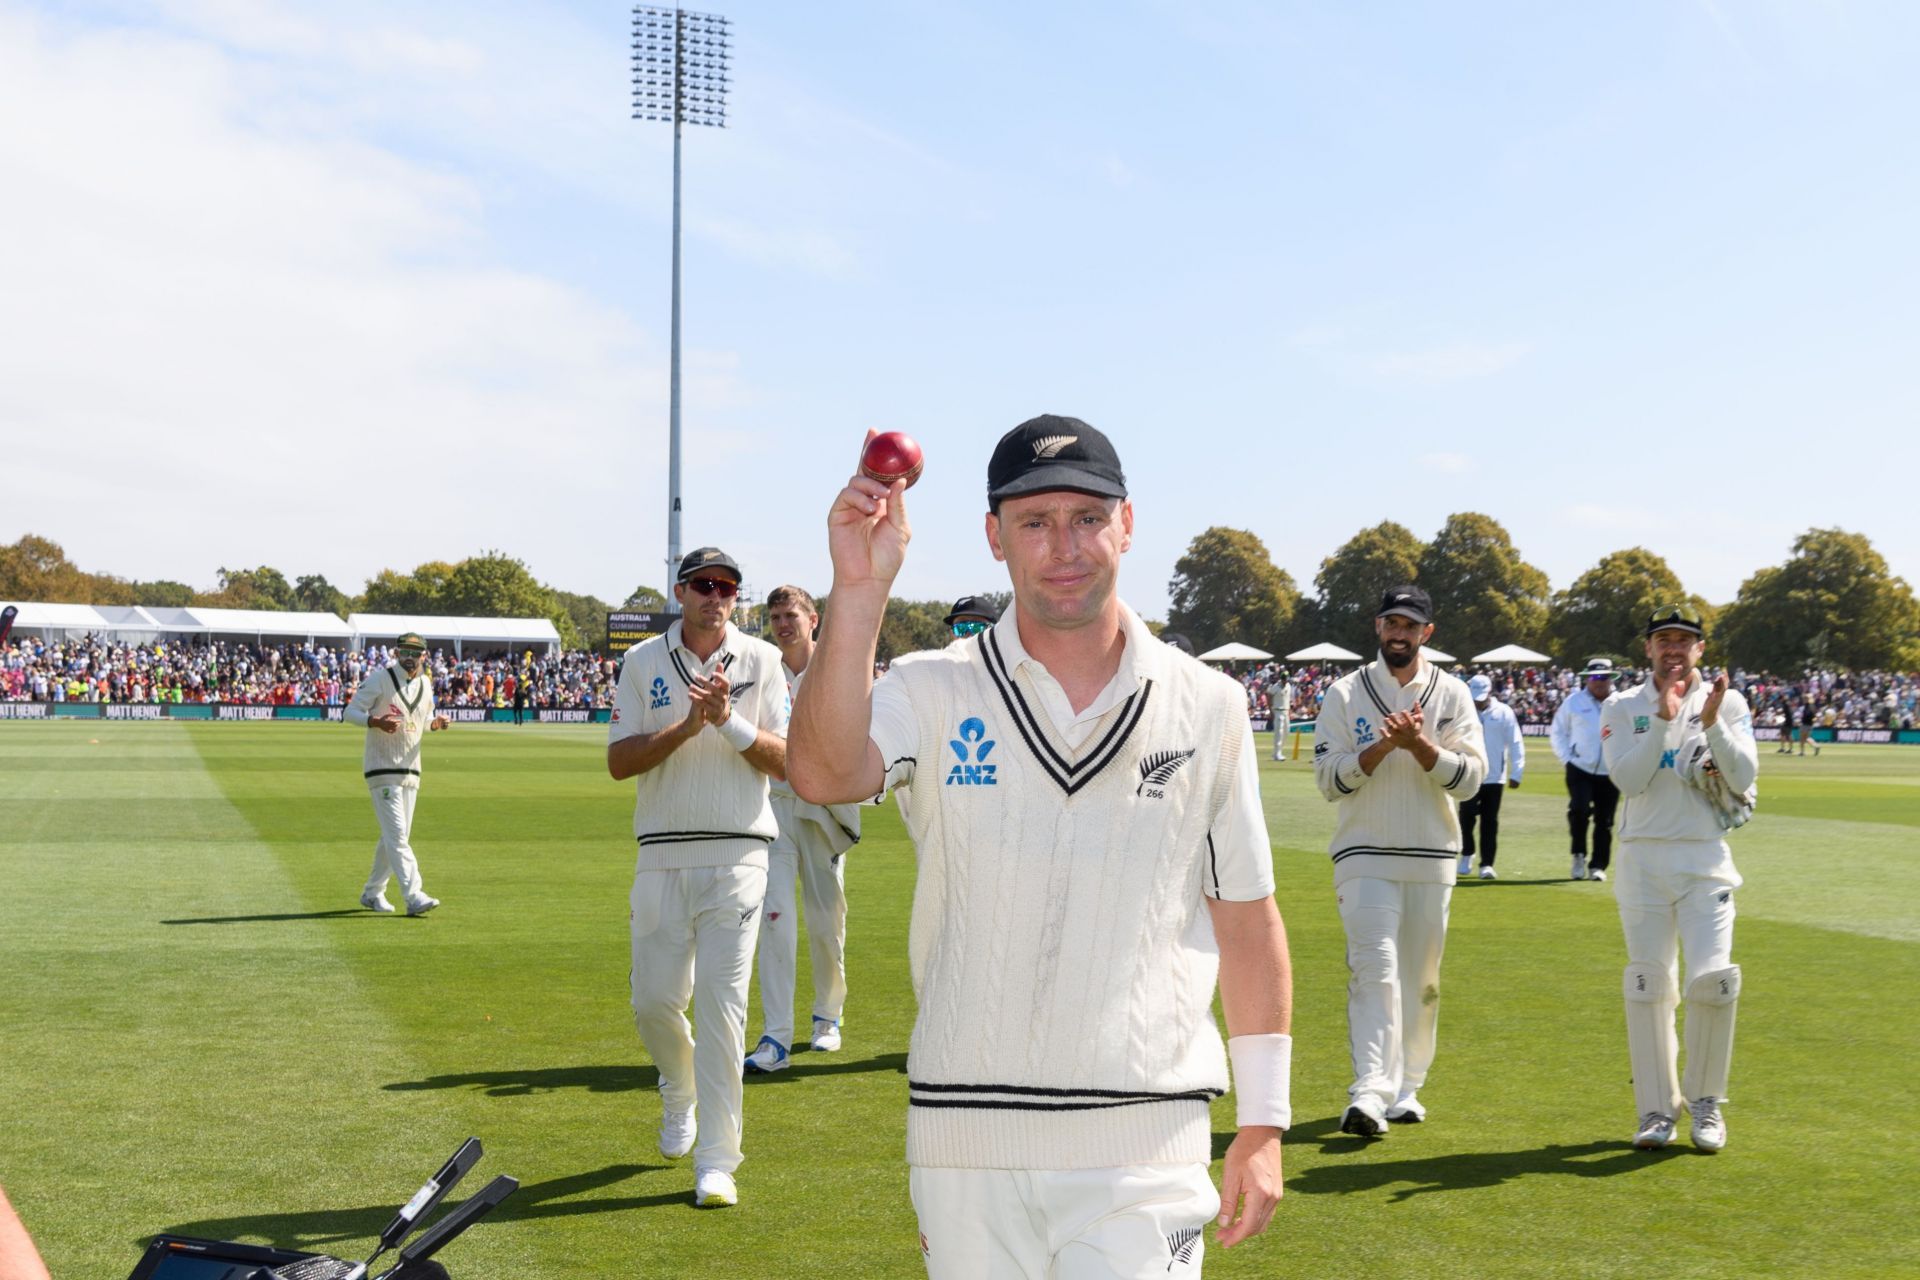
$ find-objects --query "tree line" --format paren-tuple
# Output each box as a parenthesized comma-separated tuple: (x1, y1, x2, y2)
(0, 535, 645, 652)
(8, 520, 1916, 672)
(1165, 518, 1920, 672)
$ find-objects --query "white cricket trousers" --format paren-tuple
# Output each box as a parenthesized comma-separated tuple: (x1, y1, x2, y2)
(1338, 877, 1452, 1107)
(1614, 838, 1740, 1114)
(756, 801, 849, 1047)
(363, 780, 427, 906)
(910, 1164, 1218, 1279)
(629, 863, 766, 1174)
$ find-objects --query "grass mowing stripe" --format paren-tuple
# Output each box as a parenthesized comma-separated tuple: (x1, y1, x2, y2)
(0, 725, 486, 1277)
(191, 721, 929, 1276)
(5, 725, 1917, 1277)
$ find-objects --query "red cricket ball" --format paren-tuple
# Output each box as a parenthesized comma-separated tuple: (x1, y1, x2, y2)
(860, 431, 924, 489)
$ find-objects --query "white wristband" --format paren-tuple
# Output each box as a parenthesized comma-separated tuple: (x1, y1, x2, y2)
(718, 710, 758, 751)
(1228, 1033, 1292, 1131)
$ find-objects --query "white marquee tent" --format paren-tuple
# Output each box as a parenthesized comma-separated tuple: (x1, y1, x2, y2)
(3, 602, 352, 645)
(1197, 642, 1274, 662)
(349, 613, 561, 657)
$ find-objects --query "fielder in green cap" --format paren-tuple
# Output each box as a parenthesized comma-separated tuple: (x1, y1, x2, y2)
(343, 633, 451, 916)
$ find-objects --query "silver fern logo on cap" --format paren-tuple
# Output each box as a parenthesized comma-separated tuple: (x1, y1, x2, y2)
(1030, 434, 1078, 460)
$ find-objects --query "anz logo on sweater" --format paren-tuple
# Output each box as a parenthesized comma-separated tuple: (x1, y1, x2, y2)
(946, 716, 998, 786)
(649, 676, 672, 710)
(1136, 749, 1196, 798)
(1355, 715, 1376, 746)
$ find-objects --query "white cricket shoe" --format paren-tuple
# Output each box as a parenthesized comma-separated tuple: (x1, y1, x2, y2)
(359, 892, 395, 914)
(1479, 866, 1497, 880)
(1571, 854, 1588, 881)
(693, 1167, 737, 1208)
(811, 1019, 842, 1053)
(1385, 1092, 1426, 1123)
(1589, 869, 1607, 883)
(1689, 1098, 1727, 1152)
(658, 1098, 696, 1159)
(1633, 1112, 1676, 1150)
(405, 896, 439, 917)
(743, 1036, 789, 1074)
(1457, 855, 1473, 876)
(1340, 1094, 1389, 1139)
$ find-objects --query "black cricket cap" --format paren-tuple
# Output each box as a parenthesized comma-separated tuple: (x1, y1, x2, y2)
(1376, 584, 1433, 624)
(1161, 631, 1196, 655)
(677, 547, 742, 583)
(944, 595, 1001, 626)
(986, 415, 1127, 506)
(1645, 602, 1705, 638)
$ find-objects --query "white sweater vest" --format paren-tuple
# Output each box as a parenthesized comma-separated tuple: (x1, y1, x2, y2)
(883, 629, 1246, 1170)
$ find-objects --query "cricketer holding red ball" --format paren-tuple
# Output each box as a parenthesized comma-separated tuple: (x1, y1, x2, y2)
(790, 415, 1293, 1278)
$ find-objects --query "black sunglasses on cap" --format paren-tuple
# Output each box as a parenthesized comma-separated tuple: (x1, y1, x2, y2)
(684, 577, 739, 599)
(1646, 602, 1704, 635)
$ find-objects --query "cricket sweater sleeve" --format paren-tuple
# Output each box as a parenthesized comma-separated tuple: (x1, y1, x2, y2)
(756, 653, 791, 737)
(343, 672, 383, 728)
(1203, 712, 1276, 901)
(1706, 689, 1759, 794)
(869, 668, 919, 792)
(608, 653, 646, 745)
(1312, 681, 1371, 800)
(1426, 683, 1486, 796)
(1602, 696, 1673, 797)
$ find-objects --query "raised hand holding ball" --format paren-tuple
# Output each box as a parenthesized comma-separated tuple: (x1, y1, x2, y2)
(860, 431, 924, 489)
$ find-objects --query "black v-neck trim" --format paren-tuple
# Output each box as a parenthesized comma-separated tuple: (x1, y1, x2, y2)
(390, 666, 424, 713)
(1359, 668, 1394, 717)
(981, 629, 1153, 797)
(669, 643, 736, 689)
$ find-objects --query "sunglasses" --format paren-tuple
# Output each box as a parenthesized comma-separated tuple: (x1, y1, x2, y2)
(951, 620, 990, 638)
(684, 576, 740, 599)
(1648, 602, 1704, 633)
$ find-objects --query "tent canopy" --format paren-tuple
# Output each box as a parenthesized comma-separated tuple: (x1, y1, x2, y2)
(1287, 642, 1364, 662)
(1471, 644, 1553, 664)
(1422, 647, 1456, 663)
(349, 613, 561, 656)
(1197, 641, 1273, 662)
(2, 602, 351, 643)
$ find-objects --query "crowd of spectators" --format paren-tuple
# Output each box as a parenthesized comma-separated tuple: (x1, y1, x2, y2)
(7, 632, 1917, 733)
(1230, 660, 1920, 732)
(0, 635, 618, 710)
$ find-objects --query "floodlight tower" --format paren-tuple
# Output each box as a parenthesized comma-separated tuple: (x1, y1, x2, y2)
(631, 5, 730, 589)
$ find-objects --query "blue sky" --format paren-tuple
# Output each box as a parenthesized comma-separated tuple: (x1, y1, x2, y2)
(4, 0, 1916, 623)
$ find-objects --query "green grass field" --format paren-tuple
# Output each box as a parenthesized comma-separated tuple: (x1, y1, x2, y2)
(2, 723, 1916, 1278)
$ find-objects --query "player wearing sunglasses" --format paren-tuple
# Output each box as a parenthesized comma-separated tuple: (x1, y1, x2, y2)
(608, 546, 791, 1207)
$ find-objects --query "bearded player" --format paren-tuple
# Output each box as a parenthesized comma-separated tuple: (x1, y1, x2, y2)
(344, 632, 450, 916)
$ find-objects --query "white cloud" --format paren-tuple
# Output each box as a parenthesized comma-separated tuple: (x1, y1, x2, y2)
(1372, 341, 1531, 381)
(1419, 452, 1474, 475)
(0, 4, 724, 598)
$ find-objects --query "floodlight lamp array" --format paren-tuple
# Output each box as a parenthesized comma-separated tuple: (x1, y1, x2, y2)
(631, 5, 731, 127)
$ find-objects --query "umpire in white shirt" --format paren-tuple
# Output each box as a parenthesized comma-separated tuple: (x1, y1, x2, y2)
(1550, 658, 1622, 881)
(1457, 674, 1523, 880)
(607, 547, 790, 1209)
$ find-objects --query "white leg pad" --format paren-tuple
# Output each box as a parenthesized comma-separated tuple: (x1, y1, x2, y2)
(1682, 965, 1741, 1103)
(1623, 963, 1682, 1118)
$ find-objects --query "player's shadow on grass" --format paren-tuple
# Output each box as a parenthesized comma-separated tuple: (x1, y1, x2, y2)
(161, 910, 371, 925)
(385, 1053, 908, 1098)
(1454, 878, 1575, 888)
(1212, 1128, 1685, 1200)
(745, 1050, 909, 1084)
(149, 1162, 692, 1250)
